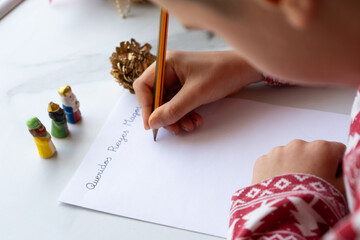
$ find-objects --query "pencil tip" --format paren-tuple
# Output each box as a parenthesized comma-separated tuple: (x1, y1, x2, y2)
(153, 129, 158, 141)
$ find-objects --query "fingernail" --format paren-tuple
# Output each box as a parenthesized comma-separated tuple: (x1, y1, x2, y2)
(182, 126, 190, 132)
(149, 116, 162, 129)
(194, 119, 201, 127)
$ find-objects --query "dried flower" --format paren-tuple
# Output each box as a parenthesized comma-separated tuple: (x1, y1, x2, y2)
(110, 38, 156, 94)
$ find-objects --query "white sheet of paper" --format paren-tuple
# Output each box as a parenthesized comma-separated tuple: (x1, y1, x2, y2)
(59, 92, 349, 238)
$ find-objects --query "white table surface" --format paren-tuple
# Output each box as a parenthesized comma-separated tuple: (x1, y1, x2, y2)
(0, 1, 357, 240)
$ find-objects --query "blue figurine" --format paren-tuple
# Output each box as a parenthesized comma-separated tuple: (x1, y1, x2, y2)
(58, 85, 81, 124)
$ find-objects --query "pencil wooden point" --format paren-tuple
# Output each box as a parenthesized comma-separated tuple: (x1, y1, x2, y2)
(153, 129, 158, 141)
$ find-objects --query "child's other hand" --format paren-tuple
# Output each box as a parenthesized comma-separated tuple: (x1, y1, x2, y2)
(252, 140, 346, 196)
(133, 51, 262, 135)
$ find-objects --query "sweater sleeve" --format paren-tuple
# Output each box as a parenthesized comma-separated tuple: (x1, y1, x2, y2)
(228, 174, 348, 240)
(322, 88, 360, 240)
(264, 75, 291, 86)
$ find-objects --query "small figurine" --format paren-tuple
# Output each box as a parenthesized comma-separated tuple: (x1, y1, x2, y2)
(58, 85, 81, 124)
(26, 117, 56, 158)
(48, 102, 69, 138)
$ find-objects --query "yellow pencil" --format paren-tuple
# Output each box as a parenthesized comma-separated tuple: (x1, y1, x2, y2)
(152, 8, 169, 141)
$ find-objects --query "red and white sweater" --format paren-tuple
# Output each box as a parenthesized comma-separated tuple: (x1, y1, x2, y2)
(228, 84, 360, 240)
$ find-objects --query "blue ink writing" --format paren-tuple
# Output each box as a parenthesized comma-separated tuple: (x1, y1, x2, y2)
(123, 106, 141, 126)
(86, 157, 112, 190)
(107, 130, 129, 152)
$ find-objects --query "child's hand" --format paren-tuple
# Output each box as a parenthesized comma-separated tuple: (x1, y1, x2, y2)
(252, 140, 346, 196)
(133, 50, 262, 135)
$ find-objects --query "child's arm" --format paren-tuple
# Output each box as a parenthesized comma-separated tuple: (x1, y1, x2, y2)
(229, 140, 348, 240)
(133, 50, 263, 134)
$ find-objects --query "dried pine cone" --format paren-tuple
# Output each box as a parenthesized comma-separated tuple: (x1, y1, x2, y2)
(110, 38, 156, 94)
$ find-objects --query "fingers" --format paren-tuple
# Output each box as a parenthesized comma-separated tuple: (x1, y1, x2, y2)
(178, 111, 203, 132)
(133, 63, 156, 130)
(309, 140, 345, 176)
(311, 141, 346, 197)
(134, 51, 188, 132)
(164, 123, 181, 135)
(332, 176, 346, 197)
(148, 83, 204, 130)
(134, 62, 203, 134)
(329, 141, 346, 160)
(155, 111, 203, 135)
(327, 141, 346, 178)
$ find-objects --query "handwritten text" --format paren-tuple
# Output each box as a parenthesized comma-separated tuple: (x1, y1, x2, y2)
(86, 157, 112, 190)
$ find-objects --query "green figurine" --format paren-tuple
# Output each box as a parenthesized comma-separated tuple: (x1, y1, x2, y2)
(48, 102, 69, 138)
(26, 117, 56, 158)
